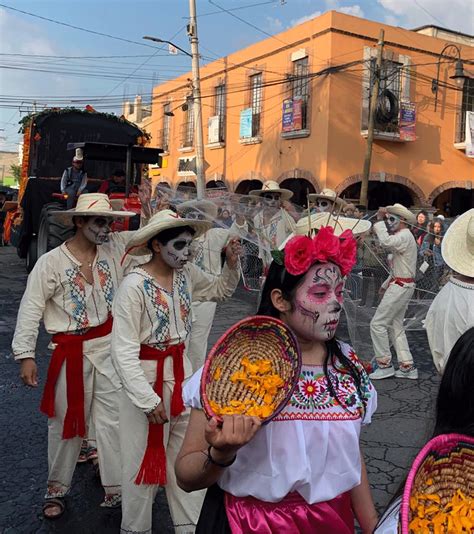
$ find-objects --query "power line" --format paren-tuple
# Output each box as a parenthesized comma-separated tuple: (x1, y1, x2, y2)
(197, 0, 278, 18)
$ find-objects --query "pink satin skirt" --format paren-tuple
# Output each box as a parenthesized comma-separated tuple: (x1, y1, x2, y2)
(225, 491, 354, 534)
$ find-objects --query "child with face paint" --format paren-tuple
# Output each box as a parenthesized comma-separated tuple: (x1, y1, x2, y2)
(11, 192, 148, 519)
(175, 219, 379, 534)
(110, 209, 241, 534)
(369, 204, 418, 380)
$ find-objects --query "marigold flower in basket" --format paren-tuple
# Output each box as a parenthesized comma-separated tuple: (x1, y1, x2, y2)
(200, 316, 301, 424)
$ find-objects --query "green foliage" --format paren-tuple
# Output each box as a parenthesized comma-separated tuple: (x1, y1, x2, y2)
(9, 163, 21, 184)
(271, 249, 285, 266)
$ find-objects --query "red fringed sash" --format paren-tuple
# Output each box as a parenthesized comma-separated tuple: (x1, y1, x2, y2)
(135, 343, 185, 486)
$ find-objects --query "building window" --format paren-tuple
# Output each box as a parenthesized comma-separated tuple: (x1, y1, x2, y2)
(456, 77, 474, 143)
(181, 96, 194, 148)
(215, 84, 226, 142)
(250, 73, 263, 137)
(291, 57, 309, 129)
(161, 103, 171, 152)
(368, 58, 402, 133)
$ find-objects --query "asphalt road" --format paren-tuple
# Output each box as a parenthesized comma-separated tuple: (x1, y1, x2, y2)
(0, 246, 439, 533)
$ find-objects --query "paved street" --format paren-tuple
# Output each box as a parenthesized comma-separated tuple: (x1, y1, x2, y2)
(0, 246, 439, 533)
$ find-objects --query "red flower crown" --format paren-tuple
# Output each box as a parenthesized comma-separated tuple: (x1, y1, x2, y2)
(274, 226, 357, 277)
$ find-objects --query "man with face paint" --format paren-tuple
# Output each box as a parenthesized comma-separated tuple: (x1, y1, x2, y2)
(369, 204, 418, 380)
(11, 192, 149, 519)
(110, 209, 240, 534)
(176, 199, 245, 373)
(309, 188, 347, 215)
(249, 180, 297, 268)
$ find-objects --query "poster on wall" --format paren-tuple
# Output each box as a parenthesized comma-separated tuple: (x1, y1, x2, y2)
(466, 111, 474, 158)
(208, 116, 220, 144)
(399, 101, 416, 141)
(239, 108, 253, 138)
(282, 98, 303, 132)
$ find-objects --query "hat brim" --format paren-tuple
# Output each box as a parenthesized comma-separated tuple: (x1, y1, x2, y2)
(308, 194, 346, 206)
(441, 209, 474, 277)
(386, 205, 416, 225)
(51, 209, 136, 226)
(279, 214, 372, 250)
(249, 188, 293, 201)
(126, 219, 212, 256)
(177, 199, 219, 220)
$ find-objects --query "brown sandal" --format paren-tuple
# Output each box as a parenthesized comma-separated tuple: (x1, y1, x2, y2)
(43, 497, 66, 520)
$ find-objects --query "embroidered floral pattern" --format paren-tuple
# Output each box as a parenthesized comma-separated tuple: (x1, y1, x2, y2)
(96, 259, 114, 312)
(143, 279, 170, 343)
(175, 271, 192, 336)
(65, 267, 89, 329)
(274, 347, 371, 422)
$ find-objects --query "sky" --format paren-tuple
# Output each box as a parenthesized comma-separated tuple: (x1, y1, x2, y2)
(0, 0, 472, 152)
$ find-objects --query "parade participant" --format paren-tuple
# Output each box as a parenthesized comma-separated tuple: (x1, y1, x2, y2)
(308, 188, 346, 214)
(11, 192, 141, 519)
(176, 218, 378, 534)
(419, 218, 445, 292)
(110, 209, 241, 534)
(177, 199, 244, 372)
(60, 149, 88, 209)
(98, 169, 126, 195)
(412, 210, 428, 246)
(374, 327, 474, 533)
(425, 209, 474, 374)
(343, 202, 357, 217)
(369, 204, 418, 380)
(249, 180, 296, 266)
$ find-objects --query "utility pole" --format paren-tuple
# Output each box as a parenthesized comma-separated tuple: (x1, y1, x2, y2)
(188, 0, 205, 199)
(360, 29, 384, 209)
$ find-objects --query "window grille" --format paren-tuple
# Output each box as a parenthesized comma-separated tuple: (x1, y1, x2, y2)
(162, 103, 171, 151)
(215, 84, 226, 142)
(291, 57, 309, 129)
(369, 58, 403, 133)
(181, 96, 194, 148)
(455, 77, 474, 143)
(250, 73, 263, 137)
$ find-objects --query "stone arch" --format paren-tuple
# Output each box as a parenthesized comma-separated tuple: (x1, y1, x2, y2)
(234, 171, 267, 194)
(336, 172, 428, 207)
(427, 180, 470, 204)
(276, 168, 320, 191)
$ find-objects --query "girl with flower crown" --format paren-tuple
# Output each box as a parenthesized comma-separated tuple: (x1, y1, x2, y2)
(175, 220, 379, 534)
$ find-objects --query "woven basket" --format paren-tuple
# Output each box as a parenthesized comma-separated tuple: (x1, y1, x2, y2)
(200, 315, 301, 424)
(400, 433, 474, 533)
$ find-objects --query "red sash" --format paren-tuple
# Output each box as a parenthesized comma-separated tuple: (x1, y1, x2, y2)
(135, 343, 185, 486)
(40, 316, 113, 439)
(390, 277, 415, 287)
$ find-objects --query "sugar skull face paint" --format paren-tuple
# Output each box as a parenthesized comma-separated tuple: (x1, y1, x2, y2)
(385, 214, 401, 233)
(313, 199, 332, 213)
(262, 192, 281, 210)
(83, 216, 113, 245)
(159, 231, 193, 269)
(286, 262, 344, 342)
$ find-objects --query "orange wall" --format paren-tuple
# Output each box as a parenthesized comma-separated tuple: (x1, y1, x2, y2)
(147, 10, 473, 206)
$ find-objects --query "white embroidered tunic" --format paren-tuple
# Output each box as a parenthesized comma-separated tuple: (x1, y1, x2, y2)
(184, 341, 377, 504)
(253, 209, 296, 264)
(111, 262, 239, 413)
(425, 277, 474, 373)
(12, 232, 134, 360)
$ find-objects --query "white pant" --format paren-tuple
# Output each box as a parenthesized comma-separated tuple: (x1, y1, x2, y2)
(120, 382, 205, 534)
(370, 283, 415, 365)
(188, 301, 217, 373)
(47, 343, 121, 497)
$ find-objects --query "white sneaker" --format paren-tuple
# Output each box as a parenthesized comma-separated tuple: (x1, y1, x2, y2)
(394, 367, 418, 380)
(369, 366, 395, 380)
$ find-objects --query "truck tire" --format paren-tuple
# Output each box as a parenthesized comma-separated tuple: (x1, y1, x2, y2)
(26, 236, 38, 273)
(37, 202, 74, 260)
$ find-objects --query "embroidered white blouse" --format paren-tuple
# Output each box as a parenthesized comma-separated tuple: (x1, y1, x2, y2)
(111, 262, 239, 413)
(253, 209, 296, 264)
(12, 231, 135, 360)
(184, 341, 377, 504)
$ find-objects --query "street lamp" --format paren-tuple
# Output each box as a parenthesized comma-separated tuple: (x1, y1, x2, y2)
(143, 36, 192, 58)
(432, 44, 468, 111)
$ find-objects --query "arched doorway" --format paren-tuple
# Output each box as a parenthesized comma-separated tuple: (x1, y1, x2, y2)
(280, 178, 316, 207)
(432, 188, 474, 217)
(206, 179, 228, 190)
(339, 181, 415, 210)
(235, 179, 263, 195)
(177, 181, 196, 200)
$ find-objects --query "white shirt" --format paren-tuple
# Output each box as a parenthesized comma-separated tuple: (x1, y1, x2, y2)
(373, 222, 417, 287)
(111, 262, 239, 413)
(253, 209, 296, 264)
(12, 232, 134, 360)
(184, 341, 377, 504)
(425, 277, 474, 373)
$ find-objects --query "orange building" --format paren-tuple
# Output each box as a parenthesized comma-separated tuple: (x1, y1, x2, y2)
(145, 10, 473, 214)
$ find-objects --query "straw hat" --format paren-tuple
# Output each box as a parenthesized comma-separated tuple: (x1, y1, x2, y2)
(249, 180, 293, 201)
(176, 198, 218, 220)
(308, 188, 346, 207)
(51, 193, 135, 224)
(386, 203, 416, 225)
(441, 208, 474, 277)
(126, 209, 212, 256)
(72, 148, 84, 162)
(279, 213, 372, 249)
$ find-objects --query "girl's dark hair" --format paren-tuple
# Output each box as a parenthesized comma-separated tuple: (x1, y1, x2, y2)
(426, 219, 444, 245)
(433, 327, 474, 437)
(147, 225, 195, 250)
(258, 260, 364, 409)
